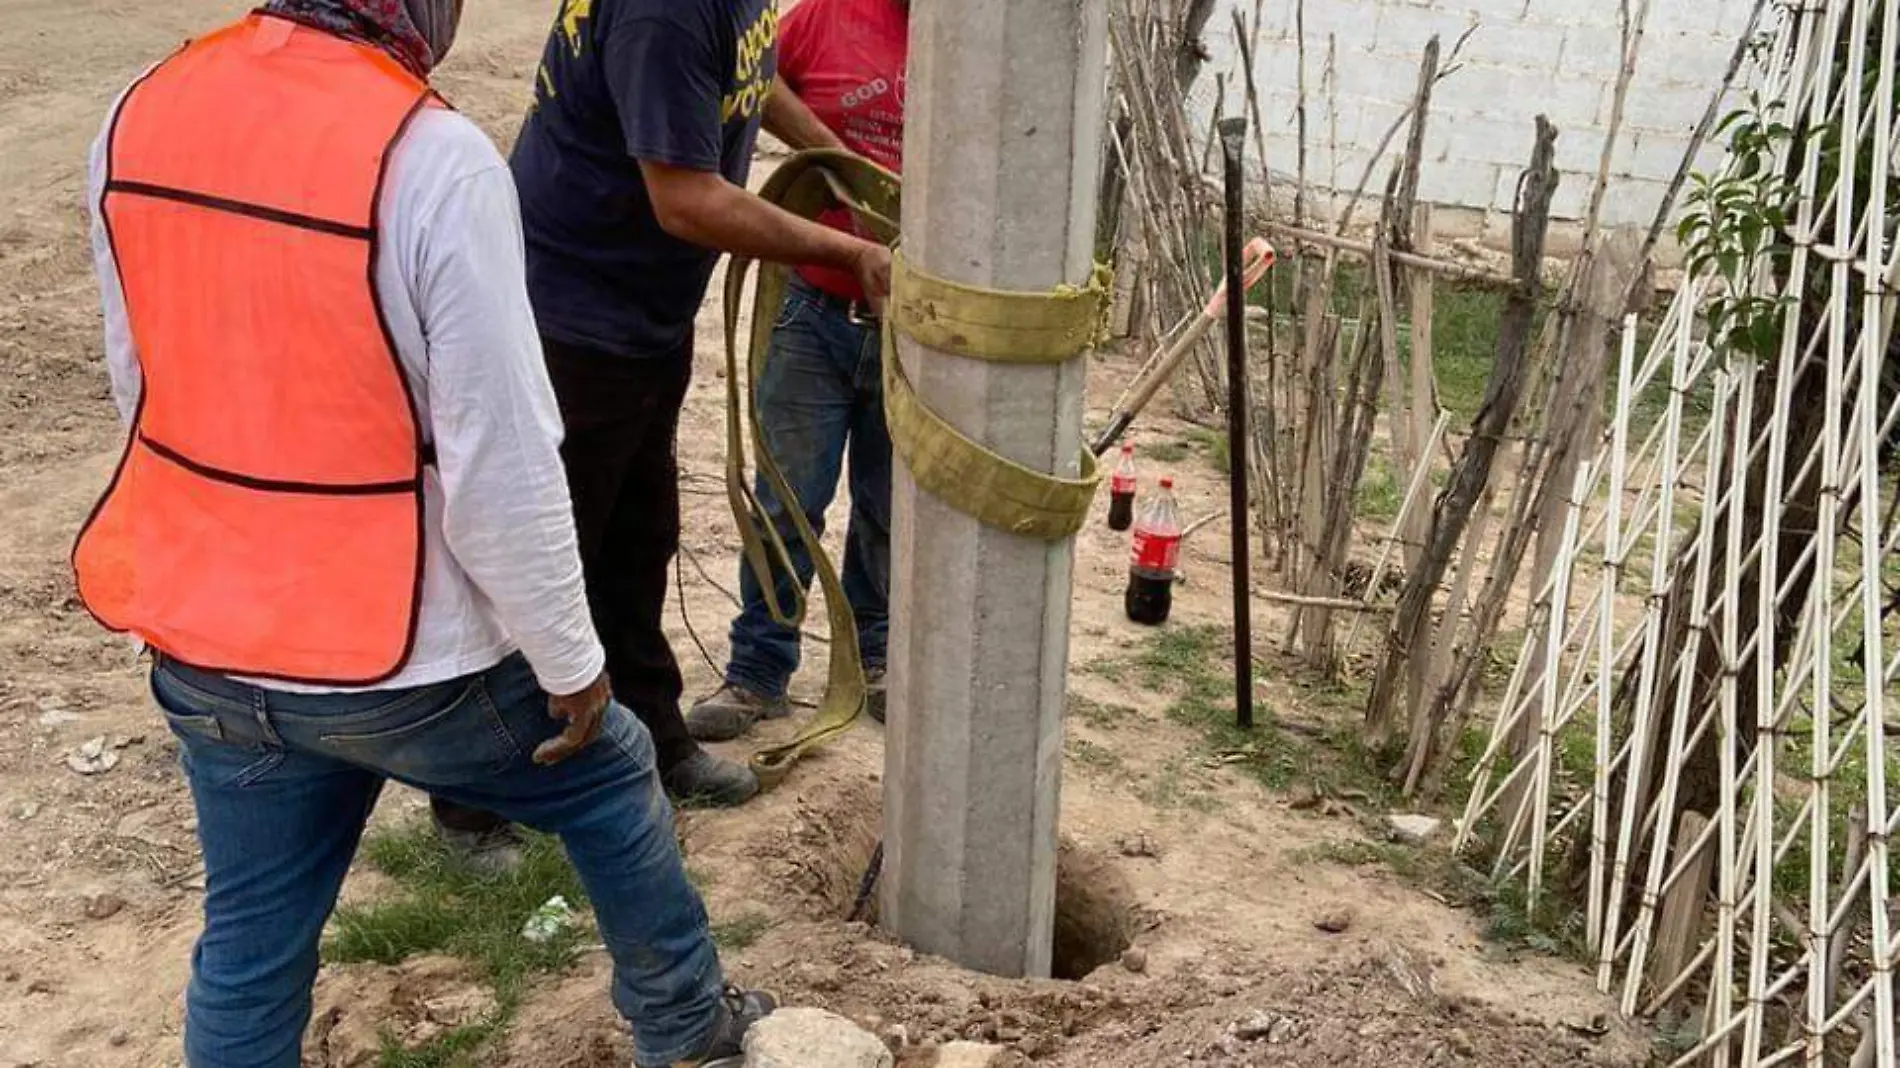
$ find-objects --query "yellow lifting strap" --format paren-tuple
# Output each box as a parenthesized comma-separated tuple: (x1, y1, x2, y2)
(728, 149, 1107, 788)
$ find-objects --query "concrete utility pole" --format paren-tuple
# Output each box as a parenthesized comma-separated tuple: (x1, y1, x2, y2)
(880, 0, 1110, 978)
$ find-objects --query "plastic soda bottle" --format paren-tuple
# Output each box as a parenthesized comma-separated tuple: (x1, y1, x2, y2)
(1107, 444, 1138, 532)
(1125, 476, 1182, 625)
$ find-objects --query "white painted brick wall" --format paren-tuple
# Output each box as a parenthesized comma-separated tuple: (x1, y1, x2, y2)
(1194, 0, 1755, 228)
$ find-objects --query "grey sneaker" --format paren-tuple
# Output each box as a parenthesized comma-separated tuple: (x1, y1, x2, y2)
(431, 817, 526, 876)
(662, 749, 761, 808)
(685, 683, 790, 742)
(668, 986, 776, 1067)
(865, 666, 888, 725)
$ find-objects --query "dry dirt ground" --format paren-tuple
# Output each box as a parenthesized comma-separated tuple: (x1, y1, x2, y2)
(0, 2, 1648, 1065)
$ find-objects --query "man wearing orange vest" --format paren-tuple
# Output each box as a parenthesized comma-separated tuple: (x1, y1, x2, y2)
(76, 1, 771, 1064)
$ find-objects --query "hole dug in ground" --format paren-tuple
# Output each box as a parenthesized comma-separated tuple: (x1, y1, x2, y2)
(790, 783, 1138, 981)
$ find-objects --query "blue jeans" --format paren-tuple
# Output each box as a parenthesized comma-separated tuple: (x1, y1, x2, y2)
(726, 278, 892, 700)
(152, 653, 722, 1068)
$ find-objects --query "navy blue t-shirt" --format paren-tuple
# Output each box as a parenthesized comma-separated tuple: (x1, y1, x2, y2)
(511, 0, 778, 358)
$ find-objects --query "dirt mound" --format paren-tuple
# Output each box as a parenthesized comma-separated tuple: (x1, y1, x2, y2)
(1057, 948, 1648, 1067)
(305, 955, 496, 1068)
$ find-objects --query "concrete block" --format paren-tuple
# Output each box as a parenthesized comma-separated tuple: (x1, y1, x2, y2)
(1519, 0, 1622, 28)
(1299, 0, 1384, 52)
(1547, 168, 1590, 219)
(1436, 64, 1542, 124)
(1374, 4, 1471, 58)
(1386, 813, 1444, 844)
(1417, 159, 1501, 208)
(1553, 121, 1611, 173)
(1556, 23, 1624, 77)
(1491, 164, 1526, 212)
(1470, 17, 1564, 72)
(743, 1008, 892, 1068)
(1443, 114, 1541, 169)
(1463, 0, 1534, 24)
(1620, 83, 1716, 136)
(1595, 177, 1667, 228)
(1616, 131, 1697, 183)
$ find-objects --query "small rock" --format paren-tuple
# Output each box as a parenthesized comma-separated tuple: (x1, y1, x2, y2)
(1286, 783, 1323, 810)
(1448, 1028, 1474, 1055)
(1118, 833, 1158, 858)
(1119, 946, 1149, 974)
(13, 802, 39, 821)
(878, 1023, 908, 1051)
(1231, 1011, 1279, 1041)
(1384, 813, 1443, 845)
(109, 1029, 130, 1047)
(110, 734, 144, 750)
(84, 893, 127, 921)
(744, 1007, 892, 1068)
(65, 737, 119, 776)
(1314, 908, 1355, 933)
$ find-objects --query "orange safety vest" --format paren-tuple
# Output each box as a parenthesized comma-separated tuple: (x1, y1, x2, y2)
(73, 14, 440, 685)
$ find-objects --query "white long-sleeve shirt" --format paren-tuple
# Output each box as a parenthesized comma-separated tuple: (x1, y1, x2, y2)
(88, 100, 607, 696)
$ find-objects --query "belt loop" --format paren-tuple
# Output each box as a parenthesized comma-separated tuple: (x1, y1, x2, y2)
(250, 688, 285, 747)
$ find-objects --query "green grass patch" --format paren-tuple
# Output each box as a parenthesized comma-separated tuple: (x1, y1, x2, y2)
(1125, 626, 1395, 798)
(327, 827, 589, 983)
(1139, 439, 1193, 465)
(1355, 453, 1405, 520)
(1475, 876, 1591, 962)
(711, 913, 774, 951)
(1134, 756, 1221, 813)
(325, 824, 589, 1067)
(1069, 693, 1137, 730)
(378, 1022, 500, 1068)
(1288, 838, 1427, 879)
(1068, 737, 1126, 772)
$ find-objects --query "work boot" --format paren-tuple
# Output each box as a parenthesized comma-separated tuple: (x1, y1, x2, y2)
(685, 683, 790, 742)
(662, 748, 761, 808)
(667, 985, 777, 1067)
(431, 812, 526, 876)
(865, 666, 888, 725)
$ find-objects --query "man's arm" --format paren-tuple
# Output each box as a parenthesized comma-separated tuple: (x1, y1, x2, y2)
(88, 100, 141, 426)
(415, 156, 606, 701)
(606, 16, 891, 303)
(640, 160, 889, 302)
(762, 73, 844, 152)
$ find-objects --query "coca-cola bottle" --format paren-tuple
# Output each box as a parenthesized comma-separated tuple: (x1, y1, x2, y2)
(1106, 444, 1138, 531)
(1125, 476, 1181, 625)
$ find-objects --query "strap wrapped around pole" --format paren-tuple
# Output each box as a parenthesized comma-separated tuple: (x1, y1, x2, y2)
(727, 150, 1109, 788)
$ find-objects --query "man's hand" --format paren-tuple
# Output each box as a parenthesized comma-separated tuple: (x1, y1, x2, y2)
(535, 671, 612, 765)
(851, 240, 893, 312)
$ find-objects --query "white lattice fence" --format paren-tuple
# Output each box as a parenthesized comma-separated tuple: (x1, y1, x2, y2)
(1453, 1, 1897, 1063)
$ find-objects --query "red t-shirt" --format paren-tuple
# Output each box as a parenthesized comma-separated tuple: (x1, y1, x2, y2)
(778, 0, 908, 302)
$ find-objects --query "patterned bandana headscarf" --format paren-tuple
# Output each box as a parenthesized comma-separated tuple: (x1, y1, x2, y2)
(262, 0, 463, 77)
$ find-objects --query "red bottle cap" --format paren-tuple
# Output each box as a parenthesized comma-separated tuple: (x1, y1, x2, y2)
(1159, 477, 1174, 489)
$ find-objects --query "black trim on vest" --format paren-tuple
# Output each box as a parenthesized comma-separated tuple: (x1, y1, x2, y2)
(104, 179, 374, 240)
(139, 434, 419, 496)
(371, 91, 437, 684)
